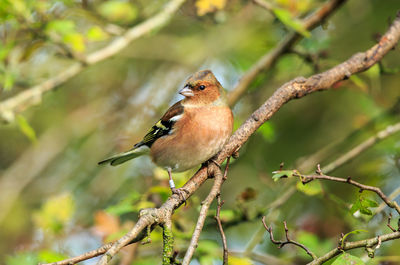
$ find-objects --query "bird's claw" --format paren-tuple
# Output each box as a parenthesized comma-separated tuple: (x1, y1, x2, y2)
(171, 187, 189, 205)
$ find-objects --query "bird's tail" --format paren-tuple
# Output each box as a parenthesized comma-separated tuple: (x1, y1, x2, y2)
(98, 144, 149, 166)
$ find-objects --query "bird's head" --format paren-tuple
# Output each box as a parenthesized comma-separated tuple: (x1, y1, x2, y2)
(179, 70, 227, 106)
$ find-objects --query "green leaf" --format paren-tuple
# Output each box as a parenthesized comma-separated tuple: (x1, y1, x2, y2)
(350, 196, 378, 216)
(16, 115, 37, 143)
(271, 170, 298, 181)
(332, 253, 365, 265)
(98, 1, 138, 24)
(272, 8, 311, 37)
(362, 198, 378, 208)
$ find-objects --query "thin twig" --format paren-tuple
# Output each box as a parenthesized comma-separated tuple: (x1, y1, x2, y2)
(376, 186, 400, 214)
(0, 0, 187, 123)
(299, 172, 400, 215)
(215, 194, 228, 265)
(387, 214, 397, 232)
(261, 217, 318, 260)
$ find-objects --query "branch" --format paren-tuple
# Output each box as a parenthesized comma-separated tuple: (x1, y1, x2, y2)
(162, 219, 174, 265)
(308, 231, 400, 265)
(0, 0, 186, 123)
(262, 217, 318, 260)
(182, 167, 225, 265)
(228, 0, 347, 105)
(298, 169, 400, 215)
(215, 194, 228, 265)
(376, 186, 400, 214)
(40, 242, 115, 265)
(43, 11, 400, 265)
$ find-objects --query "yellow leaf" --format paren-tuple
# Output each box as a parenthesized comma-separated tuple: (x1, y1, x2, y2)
(195, 0, 227, 16)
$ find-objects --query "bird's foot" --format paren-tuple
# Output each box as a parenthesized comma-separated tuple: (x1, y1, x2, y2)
(171, 187, 189, 205)
(205, 159, 221, 177)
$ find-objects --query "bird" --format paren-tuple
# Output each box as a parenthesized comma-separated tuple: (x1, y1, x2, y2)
(99, 70, 233, 199)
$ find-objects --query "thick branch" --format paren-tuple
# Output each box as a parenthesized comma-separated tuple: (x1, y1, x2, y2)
(0, 0, 186, 123)
(308, 231, 400, 265)
(228, 0, 347, 105)
(218, 11, 400, 166)
(44, 11, 400, 265)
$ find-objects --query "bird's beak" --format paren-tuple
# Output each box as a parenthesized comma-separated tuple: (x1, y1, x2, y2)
(179, 86, 194, 97)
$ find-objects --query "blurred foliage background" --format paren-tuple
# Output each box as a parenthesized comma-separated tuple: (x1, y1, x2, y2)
(1, 0, 400, 264)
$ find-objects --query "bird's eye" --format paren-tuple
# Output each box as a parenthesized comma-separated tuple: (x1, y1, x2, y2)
(199, 85, 206, 90)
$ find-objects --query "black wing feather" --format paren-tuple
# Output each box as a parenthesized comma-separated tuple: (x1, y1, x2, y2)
(137, 101, 184, 148)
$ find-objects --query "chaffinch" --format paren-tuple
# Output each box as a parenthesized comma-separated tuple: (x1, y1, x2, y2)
(99, 70, 233, 197)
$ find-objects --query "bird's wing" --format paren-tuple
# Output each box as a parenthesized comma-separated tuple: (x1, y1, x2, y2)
(98, 101, 184, 166)
(137, 100, 184, 148)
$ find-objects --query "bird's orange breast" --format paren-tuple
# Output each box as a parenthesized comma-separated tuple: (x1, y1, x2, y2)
(150, 105, 233, 172)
